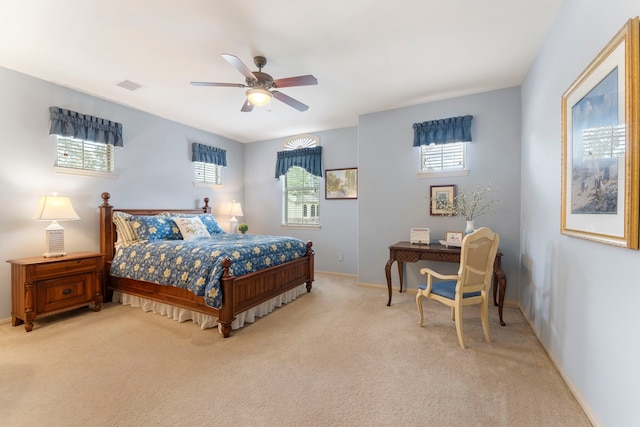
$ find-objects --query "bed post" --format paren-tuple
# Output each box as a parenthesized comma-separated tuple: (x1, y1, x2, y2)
(305, 241, 315, 292)
(202, 197, 211, 213)
(218, 258, 235, 338)
(99, 192, 115, 302)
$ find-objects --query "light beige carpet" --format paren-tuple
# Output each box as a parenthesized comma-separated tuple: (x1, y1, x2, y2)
(0, 273, 591, 426)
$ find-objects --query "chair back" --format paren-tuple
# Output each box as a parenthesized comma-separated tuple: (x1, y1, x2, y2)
(457, 227, 500, 294)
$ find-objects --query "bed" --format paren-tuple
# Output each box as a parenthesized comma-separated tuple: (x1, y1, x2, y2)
(99, 192, 315, 338)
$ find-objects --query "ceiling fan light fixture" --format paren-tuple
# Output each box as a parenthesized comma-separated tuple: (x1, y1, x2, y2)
(246, 88, 272, 106)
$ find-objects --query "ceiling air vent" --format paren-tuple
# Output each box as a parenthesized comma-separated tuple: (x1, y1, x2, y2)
(116, 80, 142, 91)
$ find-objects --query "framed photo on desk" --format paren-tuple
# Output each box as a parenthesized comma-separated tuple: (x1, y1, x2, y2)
(445, 231, 463, 244)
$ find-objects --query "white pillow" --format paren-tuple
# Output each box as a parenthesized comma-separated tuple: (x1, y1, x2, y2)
(173, 216, 211, 241)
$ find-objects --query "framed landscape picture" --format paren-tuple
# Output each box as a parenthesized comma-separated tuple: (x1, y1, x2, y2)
(561, 17, 639, 249)
(325, 168, 358, 199)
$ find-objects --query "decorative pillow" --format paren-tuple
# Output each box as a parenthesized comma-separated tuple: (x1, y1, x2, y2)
(113, 216, 139, 246)
(198, 214, 225, 234)
(113, 211, 133, 219)
(129, 215, 183, 241)
(169, 213, 225, 234)
(173, 216, 211, 241)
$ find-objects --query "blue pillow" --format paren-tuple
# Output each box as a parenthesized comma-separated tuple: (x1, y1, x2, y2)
(130, 215, 183, 241)
(198, 214, 225, 234)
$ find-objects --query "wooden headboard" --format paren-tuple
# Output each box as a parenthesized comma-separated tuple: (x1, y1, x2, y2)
(99, 192, 211, 264)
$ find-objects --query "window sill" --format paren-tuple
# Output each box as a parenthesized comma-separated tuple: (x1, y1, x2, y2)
(193, 182, 223, 188)
(54, 167, 117, 179)
(417, 169, 469, 179)
(281, 225, 321, 231)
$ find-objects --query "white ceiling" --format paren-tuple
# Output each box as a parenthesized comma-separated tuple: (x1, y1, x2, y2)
(0, 0, 563, 143)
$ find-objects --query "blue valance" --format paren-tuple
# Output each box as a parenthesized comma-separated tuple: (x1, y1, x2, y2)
(192, 143, 227, 166)
(412, 115, 473, 147)
(49, 106, 123, 146)
(274, 146, 323, 178)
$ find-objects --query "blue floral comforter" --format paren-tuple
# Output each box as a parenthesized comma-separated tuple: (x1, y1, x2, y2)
(110, 234, 309, 309)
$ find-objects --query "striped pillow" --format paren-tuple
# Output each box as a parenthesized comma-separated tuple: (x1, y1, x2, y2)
(113, 216, 139, 246)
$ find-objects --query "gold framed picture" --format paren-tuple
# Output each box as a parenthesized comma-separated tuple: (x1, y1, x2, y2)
(561, 17, 639, 249)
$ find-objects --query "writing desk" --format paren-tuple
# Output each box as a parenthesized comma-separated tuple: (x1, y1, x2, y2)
(385, 241, 507, 326)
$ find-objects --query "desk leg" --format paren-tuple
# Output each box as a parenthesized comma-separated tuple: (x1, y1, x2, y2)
(493, 268, 507, 327)
(397, 261, 403, 293)
(385, 258, 394, 306)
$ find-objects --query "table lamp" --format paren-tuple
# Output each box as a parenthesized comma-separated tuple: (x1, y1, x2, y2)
(229, 200, 244, 234)
(33, 194, 80, 257)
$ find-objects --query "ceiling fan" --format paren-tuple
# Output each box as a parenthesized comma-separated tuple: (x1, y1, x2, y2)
(191, 54, 318, 112)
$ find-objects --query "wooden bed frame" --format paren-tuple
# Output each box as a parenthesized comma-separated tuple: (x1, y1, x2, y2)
(99, 192, 314, 338)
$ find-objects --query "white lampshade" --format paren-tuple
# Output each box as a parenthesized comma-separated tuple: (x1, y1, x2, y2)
(33, 195, 80, 257)
(229, 200, 243, 234)
(230, 200, 244, 218)
(246, 88, 272, 106)
(33, 195, 80, 221)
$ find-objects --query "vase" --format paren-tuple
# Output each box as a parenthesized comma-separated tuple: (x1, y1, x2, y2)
(464, 220, 475, 235)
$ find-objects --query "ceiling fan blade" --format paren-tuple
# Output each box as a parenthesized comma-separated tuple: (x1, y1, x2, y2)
(240, 99, 254, 112)
(273, 75, 318, 88)
(272, 91, 309, 112)
(191, 81, 246, 87)
(222, 54, 257, 81)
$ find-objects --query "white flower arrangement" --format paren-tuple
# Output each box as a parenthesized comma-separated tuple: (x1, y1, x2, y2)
(435, 183, 497, 221)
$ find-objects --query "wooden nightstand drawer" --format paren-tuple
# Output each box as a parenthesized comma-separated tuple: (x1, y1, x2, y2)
(33, 257, 100, 279)
(7, 251, 104, 331)
(36, 273, 94, 313)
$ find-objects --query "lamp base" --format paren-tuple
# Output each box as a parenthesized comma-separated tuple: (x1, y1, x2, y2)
(43, 251, 67, 258)
(44, 222, 66, 257)
(230, 217, 238, 234)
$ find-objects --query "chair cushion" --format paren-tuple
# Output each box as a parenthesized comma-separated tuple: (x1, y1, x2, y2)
(418, 280, 481, 299)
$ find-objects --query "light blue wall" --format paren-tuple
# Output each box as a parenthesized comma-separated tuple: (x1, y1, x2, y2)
(357, 88, 522, 302)
(521, 0, 640, 425)
(244, 127, 358, 275)
(0, 66, 245, 318)
(4, 6, 639, 420)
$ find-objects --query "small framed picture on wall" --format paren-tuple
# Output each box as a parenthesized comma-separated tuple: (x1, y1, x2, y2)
(430, 185, 455, 215)
(325, 168, 358, 199)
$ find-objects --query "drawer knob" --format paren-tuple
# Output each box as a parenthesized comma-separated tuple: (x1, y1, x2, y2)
(62, 288, 72, 295)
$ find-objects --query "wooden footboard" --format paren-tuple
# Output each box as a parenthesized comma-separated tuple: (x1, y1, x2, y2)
(99, 192, 314, 337)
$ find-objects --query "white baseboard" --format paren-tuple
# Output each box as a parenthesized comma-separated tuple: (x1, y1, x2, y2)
(314, 270, 357, 279)
(519, 308, 601, 427)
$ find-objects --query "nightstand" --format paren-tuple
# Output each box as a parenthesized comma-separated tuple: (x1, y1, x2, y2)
(7, 251, 104, 331)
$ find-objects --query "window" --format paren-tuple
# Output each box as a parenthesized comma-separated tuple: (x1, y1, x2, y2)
(420, 142, 466, 173)
(56, 136, 114, 173)
(194, 161, 221, 185)
(413, 115, 472, 177)
(281, 135, 321, 226)
(191, 142, 226, 185)
(49, 107, 122, 176)
(282, 166, 320, 225)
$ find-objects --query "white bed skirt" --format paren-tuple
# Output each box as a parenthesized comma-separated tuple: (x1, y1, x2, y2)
(112, 284, 307, 333)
